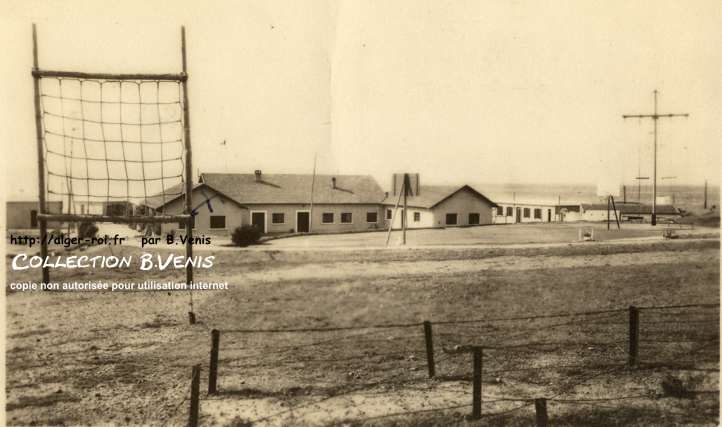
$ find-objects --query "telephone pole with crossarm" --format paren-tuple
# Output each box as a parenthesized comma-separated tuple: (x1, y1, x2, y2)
(623, 90, 688, 225)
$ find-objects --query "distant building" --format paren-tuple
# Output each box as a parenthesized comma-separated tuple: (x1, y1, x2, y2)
(580, 202, 681, 223)
(6, 201, 63, 230)
(381, 185, 498, 228)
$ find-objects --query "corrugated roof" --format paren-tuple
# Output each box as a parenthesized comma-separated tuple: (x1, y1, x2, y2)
(382, 185, 498, 209)
(199, 173, 385, 205)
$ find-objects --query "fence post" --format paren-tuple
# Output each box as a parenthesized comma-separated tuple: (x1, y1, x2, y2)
(535, 398, 548, 427)
(423, 321, 435, 378)
(189, 364, 201, 427)
(188, 311, 196, 325)
(472, 347, 482, 419)
(209, 329, 220, 394)
(628, 306, 639, 366)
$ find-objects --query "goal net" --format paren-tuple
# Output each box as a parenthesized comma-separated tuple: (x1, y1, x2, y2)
(38, 76, 187, 219)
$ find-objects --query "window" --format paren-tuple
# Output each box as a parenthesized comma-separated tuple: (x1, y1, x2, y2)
(445, 213, 458, 225)
(272, 213, 285, 224)
(366, 212, 378, 223)
(469, 213, 480, 225)
(413, 212, 421, 222)
(506, 207, 513, 216)
(496, 206, 503, 216)
(386, 209, 392, 219)
(523, 208, 530, 218)
(341, 212, 352, 223)
(210, 215, 226, 229)
(534, 208, 542, 219)
(322, 212, 334, 224)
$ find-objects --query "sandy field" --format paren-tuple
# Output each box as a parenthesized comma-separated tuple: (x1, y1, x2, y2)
(4, 225, 720, 426)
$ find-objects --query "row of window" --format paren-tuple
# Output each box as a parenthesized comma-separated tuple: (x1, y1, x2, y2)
(196, 210, 488, 229)
(386, 209, 424, 222)
(187, 212, 381, 229)
(272, 212, 379, 225)
(496, 206, 547, 219)
(320, 212, 378, 224)
(385, 209, 481, 225)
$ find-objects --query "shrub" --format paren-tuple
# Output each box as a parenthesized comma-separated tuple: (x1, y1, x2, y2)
(78, 221, 98, 239)
(232, 225, 262, 247)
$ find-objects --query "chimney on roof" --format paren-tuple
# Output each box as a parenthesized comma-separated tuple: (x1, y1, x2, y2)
(254, 170, 262, 182)
(331, 177, 337, 189)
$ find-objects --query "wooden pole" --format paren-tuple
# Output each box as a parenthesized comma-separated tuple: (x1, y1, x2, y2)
(402, 173, 409, 245)
(308, 154, 317, 233)
(535, 398, 548, 427)
(208, 329, 220, 394)
(32, 24, 49, 285)
(610, 196, 621, 230)
(628, 306, 639, 366)
(652, 90, 658, 226)
(472, 347, 482, 419)
(623, 90, 689, 227)
(607, 196, 611, 231)
(704, 180, 708, 209)
(188, 364, 201, 427)
(32, 69, 186, 81)
(181, 26, 195, 323)
(423, 321, 435, 378)
(385, 183, 404, 246)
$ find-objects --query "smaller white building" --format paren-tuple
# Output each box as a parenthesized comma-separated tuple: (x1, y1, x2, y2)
(492, 202, 558, 224)
(382, 185, 498, 229)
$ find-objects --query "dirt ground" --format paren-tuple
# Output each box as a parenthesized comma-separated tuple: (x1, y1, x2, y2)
(4, 232, 720, 426)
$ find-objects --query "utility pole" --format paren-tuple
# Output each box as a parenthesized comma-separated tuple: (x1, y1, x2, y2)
(704, 180, 708, 209)
(623, 90, 689, 225)
(309, 153, 317, 233)
(402, 173, 409, 245)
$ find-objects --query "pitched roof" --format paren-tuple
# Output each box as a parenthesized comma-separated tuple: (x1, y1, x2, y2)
(141, 181, 189, 210)
(199, 173, 385, 205)
(382, 185, 498, 209)
(141, 181, 245, 211)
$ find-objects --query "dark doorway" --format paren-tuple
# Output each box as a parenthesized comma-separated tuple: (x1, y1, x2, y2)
(251, 212, 266, 233)
(515, 207, 521, 223)
(30, 210, 38, 228)
(547, 209, 552, 222)
(468, 213, 480, 225)
(297, 211, 310, 233)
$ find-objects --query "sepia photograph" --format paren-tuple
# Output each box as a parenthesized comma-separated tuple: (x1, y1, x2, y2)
(1, 1, 720, 426)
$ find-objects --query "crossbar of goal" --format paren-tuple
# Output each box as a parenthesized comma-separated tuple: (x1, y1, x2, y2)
(32, 69, 187, 82)
(38, 213, 192, 224)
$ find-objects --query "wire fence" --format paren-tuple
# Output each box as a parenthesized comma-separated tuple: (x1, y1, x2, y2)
(177, 303, 719, 426)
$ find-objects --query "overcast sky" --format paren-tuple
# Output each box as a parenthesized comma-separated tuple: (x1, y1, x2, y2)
(2, 0, 720, 201)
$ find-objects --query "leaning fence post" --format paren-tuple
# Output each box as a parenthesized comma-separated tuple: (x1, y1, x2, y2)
(628, 306, 639, 366)
(189, 364, 201, 427)
(535, 398, 548, 427)
(472, 347, 482, 419)
(188, 312, 196, 325)
(209, 329, 220, 394)
(423, 321, 435, 378)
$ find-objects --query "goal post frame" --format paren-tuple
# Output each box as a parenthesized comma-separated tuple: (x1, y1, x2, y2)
(31, 24, 195, 290)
